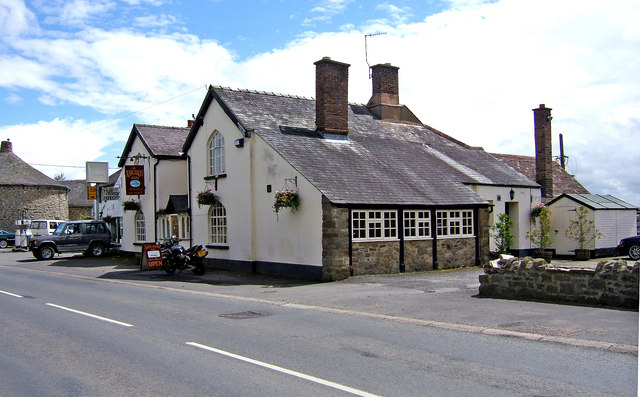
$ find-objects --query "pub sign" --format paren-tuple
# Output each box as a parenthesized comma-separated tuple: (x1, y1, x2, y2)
(125, 165, 145, 195)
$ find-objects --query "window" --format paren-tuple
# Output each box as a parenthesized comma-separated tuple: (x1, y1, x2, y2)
(135, 211, 146, 242)
(436, 210, 474, 237)
(208, 131, 225, 176)
(404, 211, 431, 239)
(209, 201, 227, 244)
(351, 210, 397, 241)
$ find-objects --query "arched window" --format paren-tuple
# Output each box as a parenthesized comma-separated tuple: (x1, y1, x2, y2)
(208, 201, 227, 244)
(208, 131, 225, 176)
(135, 211, 146, 242)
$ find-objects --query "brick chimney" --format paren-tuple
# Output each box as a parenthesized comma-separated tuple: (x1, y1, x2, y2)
(533, 104, 553, 199)
(366, 63, 420, 123)
(314, 57, 350, 136)
(1, 140, 12, 153)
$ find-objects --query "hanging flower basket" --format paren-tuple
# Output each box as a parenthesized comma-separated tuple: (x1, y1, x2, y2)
(122, 200, 140, 211)
(273, 190, 300, 214)
(197, 189, 218, 206)
(530, 202, 546, 218)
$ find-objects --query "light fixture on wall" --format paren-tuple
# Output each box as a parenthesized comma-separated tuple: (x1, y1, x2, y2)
(234, 138, 244, 148)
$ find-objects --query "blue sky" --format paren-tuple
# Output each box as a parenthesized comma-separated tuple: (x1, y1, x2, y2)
(1, 0, 639, 207)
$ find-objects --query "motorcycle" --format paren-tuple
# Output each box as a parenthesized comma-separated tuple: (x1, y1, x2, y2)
(160, 236, 208, 276)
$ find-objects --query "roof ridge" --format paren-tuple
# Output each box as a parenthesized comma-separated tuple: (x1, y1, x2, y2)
(212, 85, 314, 101)
(134, 123, 189, 130)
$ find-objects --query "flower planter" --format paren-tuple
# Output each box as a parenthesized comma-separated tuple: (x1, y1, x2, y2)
(574, 249, 591, 261)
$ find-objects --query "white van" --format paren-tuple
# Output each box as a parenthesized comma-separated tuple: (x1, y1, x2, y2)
(29, 220, 65, 237)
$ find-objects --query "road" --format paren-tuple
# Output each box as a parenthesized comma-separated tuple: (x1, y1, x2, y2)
(0, 253, 637, 396)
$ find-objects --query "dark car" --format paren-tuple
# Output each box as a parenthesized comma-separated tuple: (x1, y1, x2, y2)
(617, 235, 640, 260)
(29, 220, 112, 260)
(0, 228, 15, 248)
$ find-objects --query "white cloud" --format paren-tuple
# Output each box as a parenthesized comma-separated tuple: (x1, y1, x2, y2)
(0, 0, 39, 38)
(134, 14, 180, 28)
(40, 0, 117, 27)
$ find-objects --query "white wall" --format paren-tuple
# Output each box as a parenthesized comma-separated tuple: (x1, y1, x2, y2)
(120, 136, 188, 252)
(474, 185, 539, 252)
(187, 98, 323, 267)
(595, 209, 637, 249)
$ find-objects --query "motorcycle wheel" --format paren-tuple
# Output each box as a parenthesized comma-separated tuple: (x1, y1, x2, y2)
(192, 262, 205, 276)
(162, 261, 176, 274)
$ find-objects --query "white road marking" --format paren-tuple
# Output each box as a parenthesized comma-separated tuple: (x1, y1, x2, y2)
(186, 342, 381, 397)
(45, 303, 134, 327)
(0, 289, 23, 298)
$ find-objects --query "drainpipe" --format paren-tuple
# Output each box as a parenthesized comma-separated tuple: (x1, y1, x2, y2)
(186, 153, 193, 247)
(153, 159, 159, 242)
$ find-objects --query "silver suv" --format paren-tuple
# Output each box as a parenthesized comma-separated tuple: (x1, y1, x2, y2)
(29, 220, 112, 260)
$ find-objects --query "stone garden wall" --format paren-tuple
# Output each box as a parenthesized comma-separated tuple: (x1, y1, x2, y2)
(479, 257, 639, 308)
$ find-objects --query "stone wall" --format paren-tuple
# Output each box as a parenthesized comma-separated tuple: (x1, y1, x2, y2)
(0, 185, 69, 231)
(404, 240, 434, 271)
(437, 237, 476, 269)
(479, 257, 639, 308)
(352, 240, 400, 275)
(321, 197, 350, 281)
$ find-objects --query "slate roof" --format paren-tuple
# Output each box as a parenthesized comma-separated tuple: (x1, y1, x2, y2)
(0, 144, 69, 190)
(547, 193, 637, 210)
(59, 179, 93, 208)
(118, 124, 189, 167)
(188, 86, 537, 207)
(490, 153, 589, 199)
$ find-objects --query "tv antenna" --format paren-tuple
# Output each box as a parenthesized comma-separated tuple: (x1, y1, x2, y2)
(365, 32, 387, 78)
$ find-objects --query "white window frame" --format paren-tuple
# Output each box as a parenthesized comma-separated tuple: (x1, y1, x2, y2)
(209, 201, 227, 245)
(135, 211, 146, 242)
(351, 210, 397, 241)
(207, 131, 225, 176)
(404, 210, 431, 240)
(435, 210, 474, 238)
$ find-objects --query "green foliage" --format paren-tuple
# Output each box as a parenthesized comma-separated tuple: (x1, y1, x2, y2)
(491, 213, 515, 254)
(565, 206, 602, 250)
(527, 205, 553, 252)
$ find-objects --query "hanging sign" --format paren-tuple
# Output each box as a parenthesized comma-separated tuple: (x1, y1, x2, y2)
(125, 165, 145, 195)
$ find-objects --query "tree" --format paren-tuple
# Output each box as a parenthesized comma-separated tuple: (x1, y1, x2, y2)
(565, 206, 602, 250)
(54, 173, 66, 180)
(527, 204, 553, 253)
(491, 213, 515, 254)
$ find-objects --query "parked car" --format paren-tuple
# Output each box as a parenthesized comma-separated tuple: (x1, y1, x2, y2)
(29, 220, 112, 260)
(617, 235, 640, 260)
(0, 228, 15, 248)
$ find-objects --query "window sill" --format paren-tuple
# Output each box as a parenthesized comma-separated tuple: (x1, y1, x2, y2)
(204, 174, 227, 181)
(206, 244, 229, 250)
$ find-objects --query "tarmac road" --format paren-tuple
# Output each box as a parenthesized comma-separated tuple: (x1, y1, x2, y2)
(2, 249, 638, 353)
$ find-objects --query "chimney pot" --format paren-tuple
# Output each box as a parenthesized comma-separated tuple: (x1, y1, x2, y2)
(1, 140, 12, 153)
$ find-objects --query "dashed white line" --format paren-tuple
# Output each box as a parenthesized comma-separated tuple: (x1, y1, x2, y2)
(45, 303, 134, 327)
(186, 342, 381, 397)
(0, 289, 23, 298)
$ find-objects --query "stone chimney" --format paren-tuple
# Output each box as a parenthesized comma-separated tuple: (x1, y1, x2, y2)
(314, 57, 350, 136)
(1, 140, 12, 153)
(533, 104, 553, 199)
(366, 63, 420, 123)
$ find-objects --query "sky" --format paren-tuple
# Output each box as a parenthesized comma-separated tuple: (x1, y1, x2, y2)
(1, 0, 639, 206)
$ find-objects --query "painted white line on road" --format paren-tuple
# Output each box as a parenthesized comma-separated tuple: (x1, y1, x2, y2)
(45, 303, 134, 327)
(0, 289, 23, 298)
(186, 342, 381, 397)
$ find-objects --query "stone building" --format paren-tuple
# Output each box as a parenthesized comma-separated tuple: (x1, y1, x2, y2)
(59, 179, 94, 220)
(0, 140, 69, 231)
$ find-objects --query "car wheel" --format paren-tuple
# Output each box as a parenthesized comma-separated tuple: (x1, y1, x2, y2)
(0, 239, 7, 249)
(38, 246, 55, 260)
(629, 244, 640, 260)
(88, 243, 105, 257)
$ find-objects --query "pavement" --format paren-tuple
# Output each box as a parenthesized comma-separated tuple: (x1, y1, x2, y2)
(2, 249, 638, 354)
